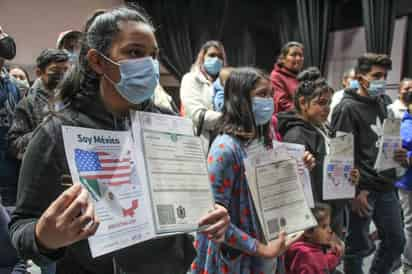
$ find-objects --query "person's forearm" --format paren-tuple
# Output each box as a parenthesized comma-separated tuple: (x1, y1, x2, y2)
(9, 219, 63, 266)
(223, 223, 257, 255)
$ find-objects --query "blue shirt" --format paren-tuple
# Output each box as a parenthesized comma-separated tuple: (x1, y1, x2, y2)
(396, 111, 412, 190)
(212, 78, 224, 112)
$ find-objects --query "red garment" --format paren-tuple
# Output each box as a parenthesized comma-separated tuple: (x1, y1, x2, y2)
(284, 241, 340, 274)
(271, 64, 299, 114)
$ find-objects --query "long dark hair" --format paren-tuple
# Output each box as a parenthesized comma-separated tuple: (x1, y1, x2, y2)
(294, 67, 334, 113)
(219, 67, 272, 146)
(58, 5, 153, 103)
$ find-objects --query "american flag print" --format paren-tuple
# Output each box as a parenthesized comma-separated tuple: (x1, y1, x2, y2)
(74, 148, 133, 188)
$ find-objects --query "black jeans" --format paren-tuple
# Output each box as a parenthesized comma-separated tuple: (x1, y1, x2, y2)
(344, 190, 405, 274)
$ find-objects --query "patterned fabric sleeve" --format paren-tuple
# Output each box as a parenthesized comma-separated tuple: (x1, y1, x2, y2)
(224, 223, 257, 254)
(208, 140, 257, 255)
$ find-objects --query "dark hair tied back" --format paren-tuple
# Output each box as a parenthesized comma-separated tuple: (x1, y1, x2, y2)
(58, 5, 153, 104)
(294, 67, 334, 112)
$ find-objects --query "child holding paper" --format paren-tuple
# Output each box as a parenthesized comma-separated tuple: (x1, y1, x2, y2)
(277, 67, 359, 237)
(285, 203, 344, 274)
(191, 67, 315, 274)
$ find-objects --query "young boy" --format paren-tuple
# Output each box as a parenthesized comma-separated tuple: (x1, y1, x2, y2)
(331, 53, 408, 274)
(285, 203, 344, 274)
(212, 67, 233, 112)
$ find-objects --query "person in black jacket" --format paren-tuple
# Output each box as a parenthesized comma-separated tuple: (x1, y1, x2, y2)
(9, 6, 229, 274)
(277, 67, 359, 238)
(8, 49, 70, 160)
(331, 53, 409, 274)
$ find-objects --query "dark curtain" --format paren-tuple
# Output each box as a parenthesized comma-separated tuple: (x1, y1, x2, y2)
(361, 0, 397, 55)
(402, 15, 412, 78)
(137, 0, 228, 80)
(296, 0, 331, 73)
(272, 1, 301, 46)
(129, 0, 298, 78)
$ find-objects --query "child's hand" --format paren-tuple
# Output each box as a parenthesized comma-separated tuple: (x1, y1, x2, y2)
(302, 151, 316, 171)
(330, 234, 345, 257)
(198, 204, 230, 243)
(330, 241, 345, 257)
(256, 231, 287, 258)
(350, 168, 360, 186)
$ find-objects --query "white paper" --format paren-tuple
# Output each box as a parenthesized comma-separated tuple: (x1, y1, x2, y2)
(134, 111, 194, 135)
(62, 126, 155, 258)
(131, 111, 215, 234)
(273, 141, 315, 208)
(244, 142, 276, 238)
(254, 159, 317, 241)
(374, 118, 402, 171)
(323, 133, 355, 200)
(142, 130, 215, 233)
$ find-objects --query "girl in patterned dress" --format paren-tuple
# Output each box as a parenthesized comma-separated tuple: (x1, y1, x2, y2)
(191, 67, 314, 274)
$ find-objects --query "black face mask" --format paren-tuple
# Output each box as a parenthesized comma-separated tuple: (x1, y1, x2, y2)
(404, 92, 412, 105)
(46, 72, 64, 91)
(0, 36, 16, 60)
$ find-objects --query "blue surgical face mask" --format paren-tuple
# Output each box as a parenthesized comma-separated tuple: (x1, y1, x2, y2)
(367, 79, 386, 97)
(101, 54, 159, 105)
(348, 79, 359, 89)
(252, 97, 274, 126)
(203, 57, 223, 76)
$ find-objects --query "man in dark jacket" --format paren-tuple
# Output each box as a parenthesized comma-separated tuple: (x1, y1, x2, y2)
(8, 49, 69, 160)
(331, 53, 408, 274)
(0, 27, 20, 208)
(0, 24, 27, 274)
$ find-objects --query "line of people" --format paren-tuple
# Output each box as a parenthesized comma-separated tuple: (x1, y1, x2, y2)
(178, 33, 411, 274)
(0, 4, 411, 274)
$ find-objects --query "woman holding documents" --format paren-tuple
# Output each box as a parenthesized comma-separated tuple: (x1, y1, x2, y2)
(191, 67, 309, 274)
(277, 67, 359, 237)
(9, 6, 229, 274)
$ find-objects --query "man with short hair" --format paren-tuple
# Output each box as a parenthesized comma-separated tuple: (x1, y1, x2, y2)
(329, 68, 358, 121)
(332, 53, 409, 274)
(8, 48, 69, 160)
